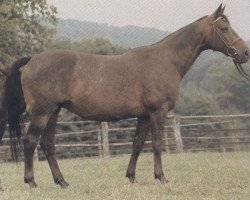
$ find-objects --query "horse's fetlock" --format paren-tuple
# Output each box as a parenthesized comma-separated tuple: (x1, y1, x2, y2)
(126, 171, 135, 178)
(126, 172, 137, 183)
(24, 177, 34, 184)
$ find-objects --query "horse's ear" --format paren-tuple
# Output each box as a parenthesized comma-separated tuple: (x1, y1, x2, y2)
(221, 4, 226, 14)
(211, 4, 224, 20)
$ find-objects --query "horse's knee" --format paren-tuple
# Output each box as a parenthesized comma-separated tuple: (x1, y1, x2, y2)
(23, 135, 39, 150)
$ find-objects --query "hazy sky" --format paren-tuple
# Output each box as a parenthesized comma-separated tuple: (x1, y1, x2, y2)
(48, 0, 250, 40)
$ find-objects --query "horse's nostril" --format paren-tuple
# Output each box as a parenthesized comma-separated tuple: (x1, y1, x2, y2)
(245, 50, 249, 58)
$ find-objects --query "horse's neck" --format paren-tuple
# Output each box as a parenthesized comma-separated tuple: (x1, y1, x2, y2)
(156, 21, 207, 78)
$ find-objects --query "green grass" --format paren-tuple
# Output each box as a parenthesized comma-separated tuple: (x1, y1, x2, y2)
(1, 152, 250, 200)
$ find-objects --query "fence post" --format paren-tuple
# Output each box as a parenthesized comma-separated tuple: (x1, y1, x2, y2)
(232, 120, 240, 152)
(101, 122, 110, 158)
(163, 129, 169, 153)
(97, 129, 102, 158)
(34, 147, 39, 162)
(173, 115, 183, 153)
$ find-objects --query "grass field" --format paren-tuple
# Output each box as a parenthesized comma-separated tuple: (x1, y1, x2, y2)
(0, 152, 250, 200)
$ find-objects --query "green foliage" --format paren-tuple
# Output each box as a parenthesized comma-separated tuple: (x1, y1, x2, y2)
(174, 83, 221, 115)
(227, 76, 250, 112)
(0, 0, 57, 64)
(52, 37, 127, 55)
(214, 60, 250, 113)
(207, 58, 250, 113)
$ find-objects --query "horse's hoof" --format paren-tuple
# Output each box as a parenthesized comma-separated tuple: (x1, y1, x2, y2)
(160, 176, 169, 184)
(55, 178, 69, 188)
(25, 178, 38, 188)
(28, 181, 38, 188)
(59, 180, 69, 189)
(128, 176, 138, 184)
(155, 174, 169, 184)
(126, 173, 138, 183)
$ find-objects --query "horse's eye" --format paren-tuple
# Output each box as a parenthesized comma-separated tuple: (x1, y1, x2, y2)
(221, 27, 229, 33)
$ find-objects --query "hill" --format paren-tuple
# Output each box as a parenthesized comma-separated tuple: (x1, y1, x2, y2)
(57, 19, 170, 48)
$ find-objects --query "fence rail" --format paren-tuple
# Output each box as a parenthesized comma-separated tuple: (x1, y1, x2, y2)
(0, 114, 250, 162)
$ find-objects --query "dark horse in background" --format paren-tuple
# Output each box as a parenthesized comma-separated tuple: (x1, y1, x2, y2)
(0, 68, 7, 191)
(0, 4, 249, 189)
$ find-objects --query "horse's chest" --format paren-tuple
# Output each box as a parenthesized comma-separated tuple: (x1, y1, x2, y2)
(143, 81, 180, 111)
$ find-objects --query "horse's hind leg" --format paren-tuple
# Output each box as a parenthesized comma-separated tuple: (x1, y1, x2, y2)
(40, 111, 69, 188)
(23, 111, 51, 188)
(126, 117, 150, 183)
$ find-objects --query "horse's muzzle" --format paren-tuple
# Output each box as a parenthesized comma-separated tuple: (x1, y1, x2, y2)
(233, 48, 249, 64)
(243, 49, 249, 62)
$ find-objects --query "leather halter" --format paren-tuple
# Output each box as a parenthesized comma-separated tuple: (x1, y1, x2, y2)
(207, 16, 242, 58)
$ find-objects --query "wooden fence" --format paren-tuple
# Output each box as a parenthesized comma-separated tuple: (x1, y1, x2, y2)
(0, 114, 250, 162)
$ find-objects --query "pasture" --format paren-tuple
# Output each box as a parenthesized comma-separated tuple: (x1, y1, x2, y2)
(1, 152, 250, 200)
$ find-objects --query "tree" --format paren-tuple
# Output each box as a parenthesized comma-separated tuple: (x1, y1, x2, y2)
(52, 37, 127, 55)
(0, 0, 57, 65)
(75, 38, 127, 55)
(174, 83, 221, 115)
(212, 61, 250, 113)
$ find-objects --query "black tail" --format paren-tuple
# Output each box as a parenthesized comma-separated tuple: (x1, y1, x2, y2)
(6, 57, 31, 161)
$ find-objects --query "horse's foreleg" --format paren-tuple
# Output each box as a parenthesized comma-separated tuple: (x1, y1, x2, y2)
(40, 113, 69, 188)
(150, 107, 168, 183)
(126, 117, 150, 183)
(23, 113, 50, 188)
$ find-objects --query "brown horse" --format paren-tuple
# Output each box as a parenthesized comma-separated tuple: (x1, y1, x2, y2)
(1, 4, 249, 189)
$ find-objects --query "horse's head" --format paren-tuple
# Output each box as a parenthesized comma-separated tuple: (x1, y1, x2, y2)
(0, 69, 7, 142)
(204, 4, 249, 78)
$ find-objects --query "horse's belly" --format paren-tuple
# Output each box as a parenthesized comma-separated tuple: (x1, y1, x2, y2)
(66, 97, 145, 121)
